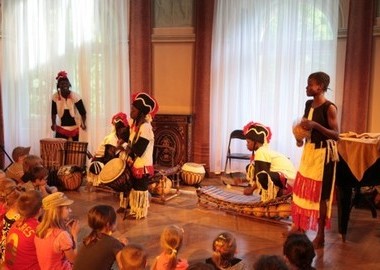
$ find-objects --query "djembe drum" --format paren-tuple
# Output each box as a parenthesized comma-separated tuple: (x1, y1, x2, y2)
(40, 138, 67, 170)
(57, 165, 83, 191)
(98, 158, 132, 192)
(181, 162, 205, 186)
(64, 141, 88, 168)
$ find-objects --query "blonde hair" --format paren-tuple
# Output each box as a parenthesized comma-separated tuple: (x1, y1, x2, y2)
(211, 232, 237, 269)
(120, 243, 147, 270)
(36, 204, 69, 238)
(153, 225, 184, 270)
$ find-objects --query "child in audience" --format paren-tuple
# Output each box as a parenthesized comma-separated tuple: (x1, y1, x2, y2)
(0, 178, 22, 263)
(0, 170, 6, 219)
(23, 166, 57, 197)
(188, 262, 215, 270)
(74, 204, 126, 270)
(205, 232, 246, 270)
(283, 233, 316, 270)
(253, 255, 289, 270)
(5, 146, 31, 184)
(119, 243, 147, 270)
(21, 155, 44, 183)
(34, 192, 80, 270)
(4, 190, 43, 270)
(151, 225, 188, 270)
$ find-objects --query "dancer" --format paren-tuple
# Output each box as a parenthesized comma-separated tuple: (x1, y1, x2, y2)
(122, 92, 158, 219)
(290, 71, 339, 249)
(51, 70, 87, 141)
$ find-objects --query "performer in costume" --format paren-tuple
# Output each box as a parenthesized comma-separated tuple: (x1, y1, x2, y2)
(88, 112, 130, 192)
(290, 71, 339, 249)
(51, 71, 87, 141)
(242, 122, 296, 202)
(122, 92, 159, 219)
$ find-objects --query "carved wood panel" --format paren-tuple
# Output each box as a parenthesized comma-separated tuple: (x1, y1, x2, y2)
(152, 114, 192, 167)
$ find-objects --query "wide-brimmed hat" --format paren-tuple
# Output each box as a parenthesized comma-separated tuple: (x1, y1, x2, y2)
(132, 92, 159, 117)
(12, 146, 31, 161)
(42, 192, 73, 210)
(243, 122, 272, 144)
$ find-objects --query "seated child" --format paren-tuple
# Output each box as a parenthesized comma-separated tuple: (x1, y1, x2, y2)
(74, 204, 126, 270)
(23, 166, 58, 197)
(119, 243, 147, 270)
(205, 232, 246, 270)
(253, 255, 289, 270)
(242, 122, 296, 202)
(21, 155, 44, 183)
(283, 233, 316, 270)
(5, 146, 31, 184)
(0, 178, 22, 263)
(4, 190, 43, 270)
(151, 225, 189, 270)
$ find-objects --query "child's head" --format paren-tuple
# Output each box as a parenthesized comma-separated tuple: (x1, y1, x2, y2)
(120, 243, 147, 270)
(17, 190, 43, 219)
(253, 255, 289, 270)
(283, 233, 315, 270)
(243, 122, 272, 150)
(12, 146, 31, 162)
(23, 155, 43, 173)
(31, 166, 49, 185)
(83, 204, 117, 246)
(0, 178, 21, 207)
(37, 192, 73, 238)
(188, 262, 215, 270)
(157, 225, 184, 269)
(211, 232, 238, 269)
(308, 71, 330, 92)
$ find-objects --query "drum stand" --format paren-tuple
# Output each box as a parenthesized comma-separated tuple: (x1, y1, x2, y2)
(150, 165, 181, 204)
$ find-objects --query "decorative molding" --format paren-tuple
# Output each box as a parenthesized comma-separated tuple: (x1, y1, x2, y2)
(152, 27, 195, 43)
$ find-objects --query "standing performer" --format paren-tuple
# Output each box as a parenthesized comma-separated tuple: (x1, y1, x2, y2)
(123, 92, 159, 219)
(51, 71, 87, 141)
(291, 71, 339, 249)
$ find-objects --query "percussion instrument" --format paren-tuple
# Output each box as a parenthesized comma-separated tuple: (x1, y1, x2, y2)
(181, 162, 205, 185)
(197, 186, 292, 223)
(57, 165, 83, 191)
(149, 176, 173, 195)
(98, 158, 132, 192)
(40, 138, 67, 170)
(64, 141, 88, 168)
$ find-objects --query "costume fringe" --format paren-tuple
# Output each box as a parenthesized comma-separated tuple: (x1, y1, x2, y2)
(292, 172, 322, 203)
(129, 189, 150, 219)
(257, 172, 279, 202)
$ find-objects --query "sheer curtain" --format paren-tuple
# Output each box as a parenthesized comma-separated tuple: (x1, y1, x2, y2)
(1, 0, 130, 166)
(210, 0, 339, 172)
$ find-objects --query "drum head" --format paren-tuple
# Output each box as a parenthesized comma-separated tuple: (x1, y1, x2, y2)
(99, 158, 126, 184)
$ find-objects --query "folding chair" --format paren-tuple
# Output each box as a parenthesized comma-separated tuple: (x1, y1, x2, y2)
(224, 129, 251, 173)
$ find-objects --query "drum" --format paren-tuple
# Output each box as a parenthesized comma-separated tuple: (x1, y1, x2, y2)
(57, 165, 83, 191)
(98, 158, 132, 192)
(181, 162, 205, 185)
(64, 141, 88, 168)
(40, 138, 67, 170)
(149, 176, 173, 195)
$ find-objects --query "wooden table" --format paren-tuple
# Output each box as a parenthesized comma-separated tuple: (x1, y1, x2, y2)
(336, 133, 380, 240)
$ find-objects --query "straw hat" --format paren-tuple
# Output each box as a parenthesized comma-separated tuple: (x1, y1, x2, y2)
(42, 192, 73, 210)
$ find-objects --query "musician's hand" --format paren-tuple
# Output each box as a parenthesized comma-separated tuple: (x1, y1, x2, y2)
(51, 124, 56, 131)
(80, 123, 87, 130)
(296, 139, 304, 147)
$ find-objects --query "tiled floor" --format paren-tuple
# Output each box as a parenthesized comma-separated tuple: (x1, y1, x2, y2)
(66, 176, 380, 269)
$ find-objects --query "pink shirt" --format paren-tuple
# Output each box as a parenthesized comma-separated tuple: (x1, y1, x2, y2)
(154, 252, 189, 270)
(34, 228, 74, 270)
(5, 218, 40, 270)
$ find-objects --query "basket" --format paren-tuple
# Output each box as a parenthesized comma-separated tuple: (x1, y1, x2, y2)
(181, 163, 205, 185)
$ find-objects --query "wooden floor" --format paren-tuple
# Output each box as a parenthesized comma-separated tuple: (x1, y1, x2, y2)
(66, 177, 380, 270)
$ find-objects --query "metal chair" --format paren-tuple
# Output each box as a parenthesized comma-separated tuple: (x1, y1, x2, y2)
(224, 129, 251, 173)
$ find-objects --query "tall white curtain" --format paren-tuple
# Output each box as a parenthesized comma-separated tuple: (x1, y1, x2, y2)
(210, 0, 339, 173)
(1, 0, 130, 166)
